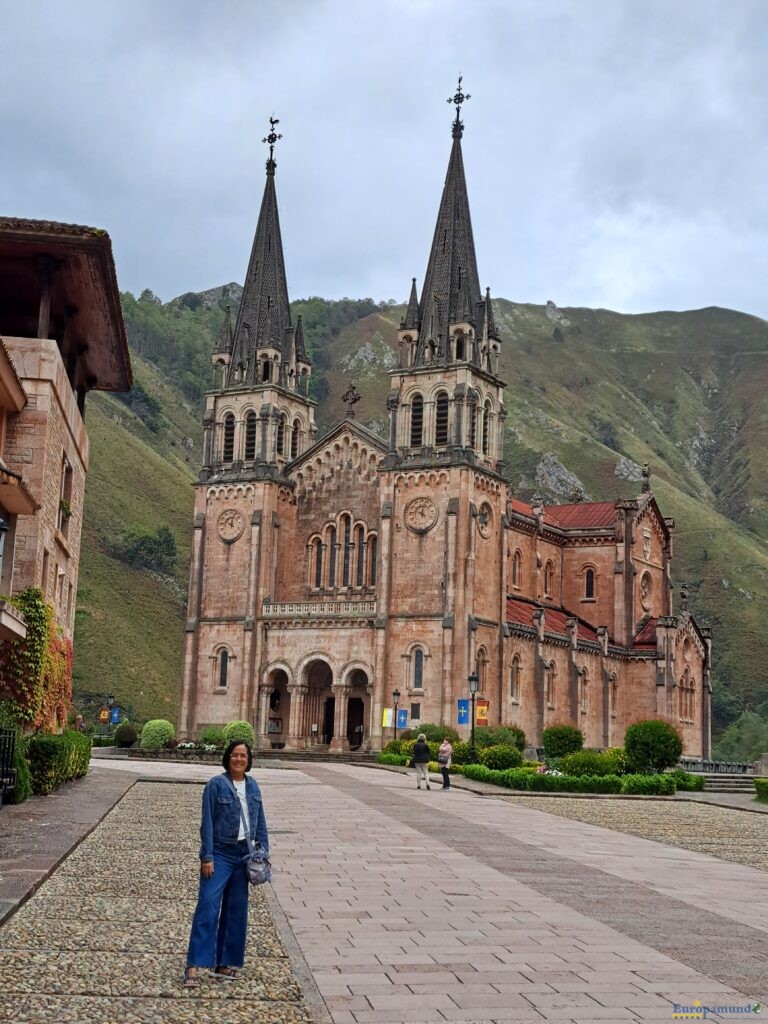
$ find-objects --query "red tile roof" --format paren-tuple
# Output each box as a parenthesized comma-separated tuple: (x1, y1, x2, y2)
(634, 617, 658, 649)
(507, 498, 535, 518)
(543, 502, 616, 529)
(506, 597, 601, 643)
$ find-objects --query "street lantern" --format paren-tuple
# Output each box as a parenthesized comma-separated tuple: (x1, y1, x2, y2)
(468, 673, 480, 763)
(392, 688, 401, 742)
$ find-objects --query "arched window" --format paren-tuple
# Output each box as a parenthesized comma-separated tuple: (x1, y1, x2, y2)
(222, 413, 235, 462)
(455, 332, 465, 361)
(291, 419, 300, 459)
(341, 514, 352, 587)
(580, 669, 589, 711)
(410, 394, 424, 447)
(468, 403, 477, 449)
(262, 359, 271, 383)
(584, 567, 596, 600)
(367, 534, 377, 586)
(327, 527, 337, 588)
(313, 538, 323, 589)
(512, 550, 523, 589)
(482, 400, 491, 455)
(475, 647, 488, 689)
(610, 675, 618, 718)
(355, 525, 365, 587)
(435, 391, 449, 447)
(510, 655, 521, 702)
(545, 663, 555, 708)
(244, 411, 257, 460)
(413, 648, 424, 689)
(276, 414, 285, 455)
(544, 560, 554, 598)
(218, 649, 229, 688)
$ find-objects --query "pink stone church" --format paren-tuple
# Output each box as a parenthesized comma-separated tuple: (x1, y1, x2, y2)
(179, 103, 711, 757)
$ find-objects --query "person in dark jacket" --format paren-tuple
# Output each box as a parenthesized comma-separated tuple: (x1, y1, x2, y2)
(412, 733, 431, 790)
(183, 740, 269, 986)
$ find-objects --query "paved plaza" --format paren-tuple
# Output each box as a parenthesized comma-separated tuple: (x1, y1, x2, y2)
(1, 760, 767, 1023)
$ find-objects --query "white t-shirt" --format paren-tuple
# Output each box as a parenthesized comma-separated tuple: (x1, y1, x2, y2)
(233, 779, 250, 840)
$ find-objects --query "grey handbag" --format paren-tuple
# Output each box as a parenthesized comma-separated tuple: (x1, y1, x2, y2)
(234, 783, 272, 886)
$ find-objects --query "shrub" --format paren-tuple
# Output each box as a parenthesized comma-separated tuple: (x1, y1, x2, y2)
(112, 525, 176, 572)
(559, 749, 627, 777)
(6, 736, 32, 804)
(114, 723, 137, 748)
(377, 752, 409, 766)
(450, 741, 473, 765)
(382, 739, 404, 755)
(621, 773, 677, 795)
(401, 738, 439, 761)
(755, 779, 768, 803)
(462, 763, 493, 783)
(140, 719, 175, 749)
(27, 730, 91, 795)
(624, 719, 683, 773)
(478, 745, 523, 770)
(222, 720, 255, 747)
(474, 725, 526, 751)
(198, 725, 226, 747)
(542, 724, 584, 759)
(412, 723, 459, 744)
(668, 768, 704, 792)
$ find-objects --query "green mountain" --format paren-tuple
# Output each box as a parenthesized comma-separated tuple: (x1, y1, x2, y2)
(72, 289, 768, 751)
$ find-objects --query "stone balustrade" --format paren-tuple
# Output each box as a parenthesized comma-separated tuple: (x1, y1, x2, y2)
(263, 599, 377, 619)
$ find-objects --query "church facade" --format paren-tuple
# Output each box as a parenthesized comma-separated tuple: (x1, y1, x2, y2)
(179, 107, 711, 758)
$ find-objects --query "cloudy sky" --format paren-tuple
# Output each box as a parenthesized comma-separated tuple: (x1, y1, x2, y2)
(2, 0, 767, 317)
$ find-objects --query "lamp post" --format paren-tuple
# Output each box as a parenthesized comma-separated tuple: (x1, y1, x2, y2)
(468, 673, 479, 763)
(392, 688, 401, 742)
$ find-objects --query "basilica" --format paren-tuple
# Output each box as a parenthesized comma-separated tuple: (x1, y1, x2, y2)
(178, 99, 711, 757)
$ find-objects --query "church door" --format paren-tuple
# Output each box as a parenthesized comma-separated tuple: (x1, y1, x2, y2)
(347, 697, 364, 748)
(323, 697, 335, 744)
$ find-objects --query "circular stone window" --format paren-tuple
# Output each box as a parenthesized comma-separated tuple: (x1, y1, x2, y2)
(640, 571, 653, 611)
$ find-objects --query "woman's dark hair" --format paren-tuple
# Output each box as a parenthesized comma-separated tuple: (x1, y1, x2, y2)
(222, 740, 253, 772)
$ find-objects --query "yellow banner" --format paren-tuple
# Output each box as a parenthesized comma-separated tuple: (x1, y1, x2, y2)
(382, 708, 393, 728)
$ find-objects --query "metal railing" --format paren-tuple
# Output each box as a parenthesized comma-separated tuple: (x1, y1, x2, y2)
(263, 599, 377, 619)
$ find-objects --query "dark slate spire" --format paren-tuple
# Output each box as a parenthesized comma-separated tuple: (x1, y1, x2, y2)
(214, 305, 233, 355)
(227, 117, 292, 387)
(483, 287, 497, 339)
(294, 314, 307, 362)
(416, 79, 481, 364)
(403, 278, 419, 329)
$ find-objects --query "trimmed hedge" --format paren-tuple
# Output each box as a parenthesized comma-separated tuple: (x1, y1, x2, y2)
(199, 725, 226, 747)
(27, 730, 92, 795)
(222, 720, 256, 747)
(753, 778, 768, 803)
(114, 723, 137, 748)
(620, 772, 677, 795)
(668, 768, 705, 792)
(624, 719, 682, 773)
(140, 719, 175, 749)
(559, 749, 628, 777)
(378, 752, 410, 766)
(6, 735, 32, 804)
(542, 725, 584, 759)
(478, 744, 523, 770)
(461, 764, 623, 793)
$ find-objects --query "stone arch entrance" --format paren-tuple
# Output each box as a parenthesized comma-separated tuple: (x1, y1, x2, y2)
(258, 666, 291, 750)
(346, 668, 371, 750)
(302, 658, 334, 747)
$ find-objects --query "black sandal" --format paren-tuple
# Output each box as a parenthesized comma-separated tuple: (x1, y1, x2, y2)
(182, 968, 200, 988)
(214, 966, 240, 981)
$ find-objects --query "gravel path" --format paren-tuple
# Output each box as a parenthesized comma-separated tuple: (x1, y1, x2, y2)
(0, 781, 313, 1024)
(498, 795, 768, 871)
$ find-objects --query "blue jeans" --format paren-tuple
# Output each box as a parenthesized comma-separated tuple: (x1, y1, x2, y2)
(187, 840, 250, 968)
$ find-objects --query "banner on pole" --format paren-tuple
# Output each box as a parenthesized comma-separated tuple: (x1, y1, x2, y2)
(457, 699, 470, 725)
(99, 707, 109, 724)
(396, 708, 408, 730)
(381, 707, 393, 728)
(475, 699, 489, 726)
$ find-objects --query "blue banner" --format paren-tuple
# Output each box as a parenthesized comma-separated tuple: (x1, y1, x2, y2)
(109, 706, 121, 725)
(396, 708, 408, 729)
(457, 699, 470, 725)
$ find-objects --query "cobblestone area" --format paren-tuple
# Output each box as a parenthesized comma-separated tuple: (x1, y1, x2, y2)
(498, 796, 768, 871)
(0, 781, 313, 1024)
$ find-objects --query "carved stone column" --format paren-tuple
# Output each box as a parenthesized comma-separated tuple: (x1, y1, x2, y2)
(257, 685, 272, 749)
(330, 685, 350, 752)
(287, 684, 308, 749)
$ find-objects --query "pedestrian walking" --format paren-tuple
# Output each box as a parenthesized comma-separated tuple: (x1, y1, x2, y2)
(411, 733, 431, 790)
(437, 737, 453, 790)
(183, 740, 269, 986)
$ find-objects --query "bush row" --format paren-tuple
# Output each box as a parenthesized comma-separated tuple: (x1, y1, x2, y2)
(462, 763, 679, 795)
(754, 779, 768, 803)
(139, 719, 255, 750)
(26, 730, 92, 795)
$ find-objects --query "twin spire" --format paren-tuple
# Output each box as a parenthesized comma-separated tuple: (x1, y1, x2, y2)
(221, 79, 498, 389)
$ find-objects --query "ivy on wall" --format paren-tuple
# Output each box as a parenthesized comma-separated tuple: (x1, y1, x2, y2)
(0, 587, 73, 731)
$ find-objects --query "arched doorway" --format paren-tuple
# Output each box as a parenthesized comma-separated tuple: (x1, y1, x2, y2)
(303, 658, 333, 747)
(260, 667, 290, 750)
(346, 668, 370, 750)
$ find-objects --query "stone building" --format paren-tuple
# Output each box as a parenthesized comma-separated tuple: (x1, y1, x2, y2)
(0, 218, 131, 640)
(180, 109, 711, 757)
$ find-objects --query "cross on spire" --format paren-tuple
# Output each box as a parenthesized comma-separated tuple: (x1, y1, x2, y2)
(447, 74, 470, 138)
(262, 115, 283, 173)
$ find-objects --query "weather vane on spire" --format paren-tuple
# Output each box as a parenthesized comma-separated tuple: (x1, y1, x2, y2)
(262, 115, 283, 170)
(447, 74, 470, 137)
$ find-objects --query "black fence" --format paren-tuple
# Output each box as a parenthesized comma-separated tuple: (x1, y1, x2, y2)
(679, 757, 752, 775)
(0, 727, 17, 805)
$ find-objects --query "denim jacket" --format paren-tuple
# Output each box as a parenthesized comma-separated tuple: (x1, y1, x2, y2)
(199, 772, 269, 863)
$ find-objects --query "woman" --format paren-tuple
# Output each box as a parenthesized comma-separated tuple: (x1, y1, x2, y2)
(437, 737, 453, 790)
(411, 732, 431, 790)
(183, 740, 269, 986)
